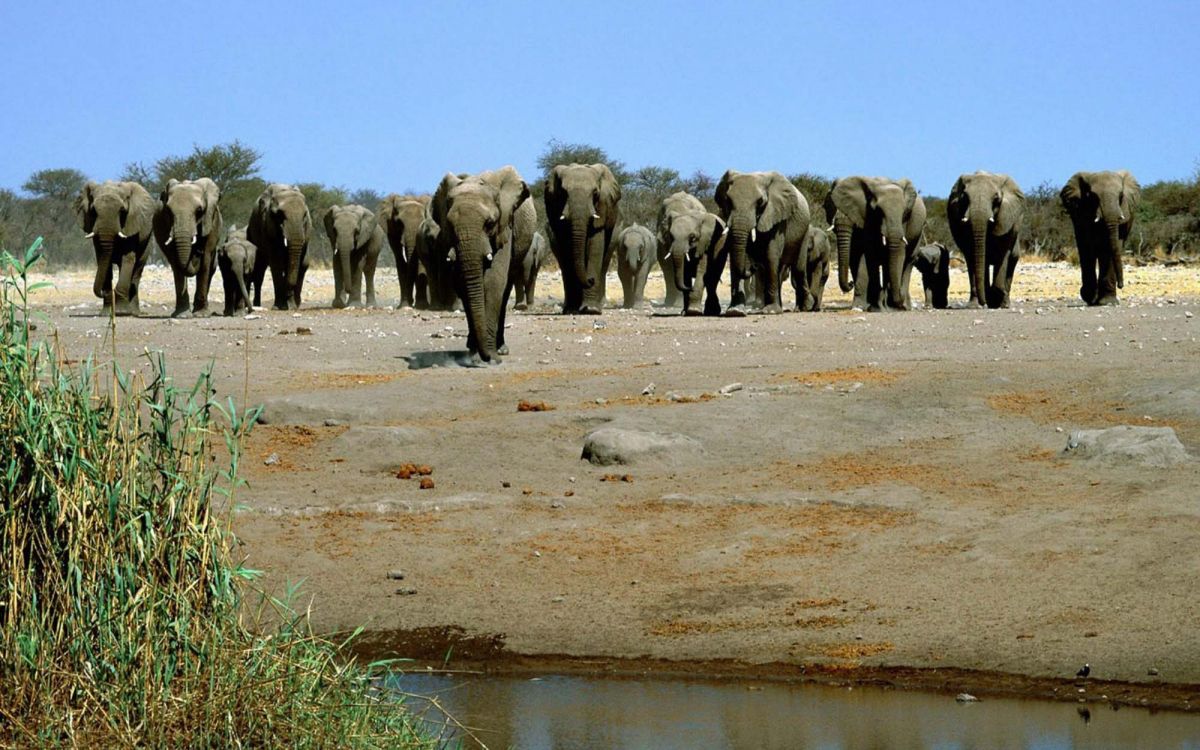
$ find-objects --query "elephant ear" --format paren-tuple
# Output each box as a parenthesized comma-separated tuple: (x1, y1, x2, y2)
(120, 182, 154, 241)
(543, 165, 566, 221)
(356, 206, 377, 240)
(431, 173, 462, 227)
(897, 180, 926, 241)
(1118, 171, 1141, 213)
(75, 181, 96, 232)
(1060, 172, 1088, 216)
(828, 177, 871, 228)
(947, 175, 968, 222)
(196, 178, 221, 236)
(759, 173, 803, 233)
(705, 214, 727, 255)
(160, 178, 180, 205)
(995, 174, 1025, 233)
(593, 163, 621, 212)
(376, 194, 399, 230)
(487, 166, 531, 230)
(323, 206, 338, 240)
(714, 170, 737, 218)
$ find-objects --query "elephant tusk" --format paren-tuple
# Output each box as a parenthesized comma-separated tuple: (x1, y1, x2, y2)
(961, 214, 969, 223)
(485, 252, 493, 262)
(1094, 215, 1102, 223)
(118, 231, 128, 238)
(1119, 213, 1126, 222)
(591, 212, 600, 220)
(881, 233, 887, 247)
(283, 236, 289, 247)
(827, 224, 835, 232)
(988, 216, 995, 224)
(164, 236, 173, 245)
(559, 211, 568, 220)
(191, 234, 197, 245)
(84, 231, 95, 239)
(750, 228, 757, 243)
(722, 224, 730, 236)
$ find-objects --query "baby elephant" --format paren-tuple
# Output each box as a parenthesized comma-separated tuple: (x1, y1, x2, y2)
(514, 231, 548, 310)
(790, 226, 831, 311)
(616, 224, 657, 309)
(217, 225, 257, 316)
(913, 242, 950, 309)
(324, 204, 384, 308)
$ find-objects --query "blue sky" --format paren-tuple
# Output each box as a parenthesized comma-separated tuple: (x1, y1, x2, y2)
(3, 1, 1197, 198)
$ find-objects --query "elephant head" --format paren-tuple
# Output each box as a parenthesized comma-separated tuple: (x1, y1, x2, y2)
(1061, 171, 1140, 299)
(543, 163, 621, 294)
(254, 184, 311, 293)
(433, 166, 530, 363)
(377, 194, 430, 266)
(947, 172, 1024, 307)
(323, 204, 378, 308)
(74, 180, 155, 308)
(155, 178, 221, 277)
(658, 207, 725, 295)
(825, 176, 925, 308)
(714, 170, 804, 285)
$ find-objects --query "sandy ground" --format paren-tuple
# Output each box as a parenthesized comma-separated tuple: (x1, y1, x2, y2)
(20, 260, 1200, 708)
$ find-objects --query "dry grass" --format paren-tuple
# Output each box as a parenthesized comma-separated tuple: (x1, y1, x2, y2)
(819, 642, 895, 659)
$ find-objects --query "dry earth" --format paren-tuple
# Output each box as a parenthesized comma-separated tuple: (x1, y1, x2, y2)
(22, 260, 1200, 708)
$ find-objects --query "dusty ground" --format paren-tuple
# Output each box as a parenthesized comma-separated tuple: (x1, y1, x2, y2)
(22, 260, 1200, 708)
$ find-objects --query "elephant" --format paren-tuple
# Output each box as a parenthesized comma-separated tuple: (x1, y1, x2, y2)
(947, 171, 1025, 309)
(543, 163, 621, 314)
(324, 204, 384, 308)
(656, 192, 725, 315)
(73, 180, 156, 316)
(615, 224, 657, 309)
(513, 230, 548, 310)
(507, 197, 538, 310)
(217, 225, 257, 316)
(912, 242, 950, 309)
(377, 194, 431, 309)
(825, 176, 927, 311)
(713, 170, 810, 316)
(790, 226, 831, 312)
(1060, 171, 1141, 306)
(430, 165, 531, 365)
(247, 184, 312, 310)
(153, 178, 222, 317)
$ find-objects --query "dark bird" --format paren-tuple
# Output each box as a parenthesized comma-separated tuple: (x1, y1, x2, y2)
(1076, 663, 1091, 678)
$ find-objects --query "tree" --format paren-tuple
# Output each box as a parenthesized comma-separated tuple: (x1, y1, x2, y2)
(788, 172, 833, 208)
(535, 139, 628, 183)
(22, 168, 88, 202)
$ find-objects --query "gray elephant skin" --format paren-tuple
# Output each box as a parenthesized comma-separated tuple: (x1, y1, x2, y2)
(514, 231, 549, 310)
(73, 180, 156, 316)
(414, 183, 462, 311)
(714, 170, 810, 316)
(247, 184, 312, 310)
(948, 171, 1025, 309)
(430, 165, 531, 365)
(378, 194, 431, 309)
(217, 225, 257, 316)
(152, 178, 222, 318)
(912, 242, 950, 309)
(543, 163, 622, 315)
(324, 204, 384, 308)
(615, 224, 657, 309)
(1060, 170, 1141, 306)
(656, 192, 725, 315)
(790, 226, 831, 311)
(506, 197, 537, 310)
(825, 176, 927, 311)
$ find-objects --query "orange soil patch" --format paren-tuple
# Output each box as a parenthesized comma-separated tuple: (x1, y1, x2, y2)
(987, 389, 1178, 429)
(819, 642, 895, 659)
(770, 366, 904, 387)
(790, 597, 847, 610)
(288, 372, 407, 390)
(486, 367, 620, 387)
(784, 452, 996, 494)
(246, 424, 347, 472)
(521, 529, 642, 559)
(793, 615, 849, 629)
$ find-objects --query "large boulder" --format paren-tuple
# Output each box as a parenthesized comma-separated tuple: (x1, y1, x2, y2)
(581, 427, 703, 466)
(1063, 426, 1191, 468)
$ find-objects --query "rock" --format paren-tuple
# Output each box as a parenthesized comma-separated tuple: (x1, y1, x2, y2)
(718, 382, 744, 395)
(1063, 426, 1191, 468)
(394, 587, 417, 596)
(955, 693, 979, 703)
(263, 453, 280, 466)
(642, 383, 656, 396)
(418, 477, 435, 490)
(256, 396, 365, 425)
(1148, 667, 1160, 676)
(386, 570, 406, 580)
(580, 427, 703, 466)
(550, 501, 565, 509)
(551, 596, 565, 603)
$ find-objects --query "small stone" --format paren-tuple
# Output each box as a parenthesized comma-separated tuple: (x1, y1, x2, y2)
(418, 477, 435, 490)
(956, 693, 979, 703)
(295, 326, 313, 335)
(324, 418, 343, 427)
(1148, 667, 1160, 676)
(551, 596, 565, 603)
(550, 501, 565, 509)
(642, 383, 656, 395)
(244, 314, 262, 320)
(532, 550, 541, 557)
(263, 453, 280, 466)
(394, 587, 417, 596)
(386, 570, 406, 580)
(564, 490, 574, 497)
(718, 382, 744, 395)
(595, 398, 608, 405)
(501, 481, 511, 488)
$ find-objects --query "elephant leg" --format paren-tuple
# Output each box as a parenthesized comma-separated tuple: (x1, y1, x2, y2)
(415, 264, 429, 310)
(269, 258, 287, 310)
(127, 248, 148, 316)
(293, 259, 308, 310)
(703, 248, 726, 316)
(813, 261, 828, 311)
(1096, 245, 1119, 305)
(331, 254, 346, 308)
(660, 256, 680, 308)
(1077, 241, 1097, 305)
(988, 251, 1013, 309)
(364, 252, 378, 308)
(171, 265, 191, 318)
(851, 248, 869, 310)
(923, 280, 935, 310)
(864, 252, 884, 312)
(496, 277, 514, 356)
(619, 268, 634, 309)
(193, 250, 214, 315)
(348, 250, 365, 306)
(579, 233, 608, 314)
(901, 259, 915, 311)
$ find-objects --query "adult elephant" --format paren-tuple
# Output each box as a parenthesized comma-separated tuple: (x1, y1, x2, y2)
(825, 176, 926, 311)
(430, 165, 530, 365)
(377, 194, 431, 309)
(513, 231, 548, 310)
(947, 171, 1025, 309)
(217, 225, 257, 316)
(714, 170, 810, 316)
(507, 197, 537, 309)
(324, 204, 384, 308)
(73, 181, 156, 316)
(1060, 171, 1140, 306)
(543, 163, 621, 315)
(656, 192, 725, 315)
(615, 224, 657, 309)
(247, 184, 312, 310)
(153, 178, 222, 317)
(790, 226, 831, 312)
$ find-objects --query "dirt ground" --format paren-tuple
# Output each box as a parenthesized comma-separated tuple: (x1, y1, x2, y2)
(23, 259, 1200, 708)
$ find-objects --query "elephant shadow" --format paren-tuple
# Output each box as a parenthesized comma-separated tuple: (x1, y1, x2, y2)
(401, 350, 485, 369)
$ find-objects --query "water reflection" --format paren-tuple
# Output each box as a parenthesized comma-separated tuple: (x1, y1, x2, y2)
(390, 673, 1200, 750)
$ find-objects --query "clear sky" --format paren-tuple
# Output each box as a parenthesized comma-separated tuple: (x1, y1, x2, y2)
(3, 1, 1197, 197)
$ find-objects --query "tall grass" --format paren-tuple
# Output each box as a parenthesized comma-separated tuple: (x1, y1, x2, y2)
(0, 239, 438, 748)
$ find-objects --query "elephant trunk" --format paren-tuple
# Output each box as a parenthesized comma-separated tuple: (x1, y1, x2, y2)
(886, 235, 906, 309)
(727, 214, 754, 282)
(336, 239, 354, 305)
(1107, 220, 1124, 291)
(836, 221, 853, 293)
(236, 265, 251, 310)
(285, 229, 305, 289)
(457, 231, 495, 362)
(673, 251, 692, 292)
(92, 235, 115, 301)
(969, 212, 989, 307)
(570, 218, 594, 289)
(173, 227, 200, 277)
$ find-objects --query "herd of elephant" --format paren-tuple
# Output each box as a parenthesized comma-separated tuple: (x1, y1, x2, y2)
(73, 166, 1140, 365)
